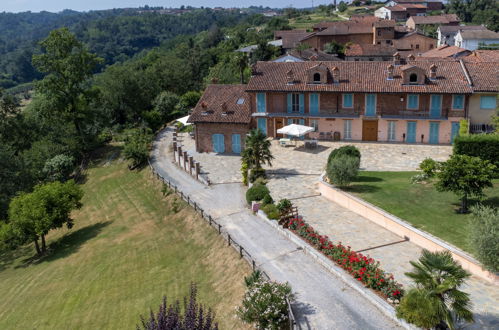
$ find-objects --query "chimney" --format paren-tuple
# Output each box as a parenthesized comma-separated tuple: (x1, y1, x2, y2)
(387, 64, 394, 80)
(287, 69, 295, 84)
(393, 52, 401, 65)
(251, 64, 257, 76)
(201, 101, 208, 109)
(429, 64, 437, 80)
(332, 67, 340, 84)
(407, 54, 415, 61)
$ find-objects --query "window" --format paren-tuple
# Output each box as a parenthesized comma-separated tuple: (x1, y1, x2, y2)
(480, 95, 496, 109)
(386, 40, 391, 44)
(256, 93, 266, 112)
(409, 73, 418, 83)
(388, 121, 396, 141)
(343, 93, 353, 108)
(344, 120, 352, 139)
(415, 44, 419, 49)
(291, 93, 300, 112)
(407, 94, 419, 109)
(377, 30, 381, 36)
(313, 73, 321, 83)
(452, 94, 464, 110)
(429, 44, 434, 49)
(311, 119, 319, 132)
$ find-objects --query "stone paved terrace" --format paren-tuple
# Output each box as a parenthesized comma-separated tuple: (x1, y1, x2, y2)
(177, 133, 498, 328)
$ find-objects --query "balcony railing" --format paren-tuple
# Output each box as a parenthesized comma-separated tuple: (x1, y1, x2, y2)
(470, 124, 495, 134)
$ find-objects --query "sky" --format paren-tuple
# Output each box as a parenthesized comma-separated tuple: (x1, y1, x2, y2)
(2, 0, 336, 13)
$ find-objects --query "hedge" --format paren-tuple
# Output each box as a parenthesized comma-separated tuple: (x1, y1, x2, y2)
(453, 134, 499, 169)
(327, 145, 361, 166)
(246, 184, 270, 204)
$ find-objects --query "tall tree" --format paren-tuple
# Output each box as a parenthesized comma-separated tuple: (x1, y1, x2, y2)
(6, 180, 83, 255)
(32, 28, 102, 150)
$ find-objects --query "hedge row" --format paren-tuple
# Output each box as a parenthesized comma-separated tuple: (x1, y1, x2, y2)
(453, 134, 499, 169)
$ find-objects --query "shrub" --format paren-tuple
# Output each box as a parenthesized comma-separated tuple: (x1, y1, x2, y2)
(246, 184, 270, 204)
(241, 160, 249, 186)
(459, 119, 469, 136)
(411, 173, 429, 184)
(262, 204, 280, 220)
(238, 279, 293, 329)
(276, 199, 292, 213)
(468, 205, 499, 272)
(327, 155, 360, 186)
(396, 288, 442, 329)
(418, 158, 440, 178)
(454, 134, 499, 170)
(249, 168, 266, 183)
(327, 145, 361, 166)
(253, 176, 268, 186)
(137, 283, 218, 330)
(262, 194, 273, 206)
(244, 270, 262, 287)
(123, 128, 152, 169)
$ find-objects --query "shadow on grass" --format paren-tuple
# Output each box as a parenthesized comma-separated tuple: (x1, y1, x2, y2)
(15, 221, 111, 269)
(353, 175, 384, 183)
(342, 184, 380, 193)
(450, 196, 499, 214)
(0, 245, 33, 273)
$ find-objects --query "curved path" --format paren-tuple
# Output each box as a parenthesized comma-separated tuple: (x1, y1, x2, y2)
(151, 127, 403, 330)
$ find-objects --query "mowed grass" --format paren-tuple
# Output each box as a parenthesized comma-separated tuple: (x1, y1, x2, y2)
(345, 172, 499, 253)
(0, 146, 250, 329)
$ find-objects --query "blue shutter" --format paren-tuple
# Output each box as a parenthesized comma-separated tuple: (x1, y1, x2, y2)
(231, 134, 241, 154)
(310, 93, 319, 115)
(257, 118, 267, 136)
(430, 95, 442, 118)
(451, 122, 460, 144)
(212, 134, 225, 153)
(452, 95, 464, 109)
(299, 94, 304, 114)
(257, 93, 265, 113)
(408, 95, 418, 109)
(287, 93, 292, 113)
(343, 94, 353, 108)
(406, 122, 417, 143)
(429, 122, 439, 144)
(480, 96, 496, 109)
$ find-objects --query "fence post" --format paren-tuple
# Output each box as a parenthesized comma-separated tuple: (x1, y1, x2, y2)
(187, 196, 190, 205)
(174, 185, 177, 193)
(209, 216, 212, 226)
(195, 162, 200, 181)
(252, 260, 256, 271)
(239, 246, 243, 258)
(177, 146, 182, 166)
(200, 209, 204, 218)
(228, 234, 231, 246)
(188, 156, 194, 175)
(194, 202, 197, 212)
(218, 224, 221, 234)
(183, 151, 188, 171)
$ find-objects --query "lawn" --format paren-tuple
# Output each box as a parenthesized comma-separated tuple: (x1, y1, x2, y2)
(345, 171, 499, 253)
(0, 146, 250, 329)
(289, 13, 344, 30)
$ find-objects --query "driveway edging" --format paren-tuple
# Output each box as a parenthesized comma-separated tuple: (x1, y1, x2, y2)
(255, 210, 417, 330)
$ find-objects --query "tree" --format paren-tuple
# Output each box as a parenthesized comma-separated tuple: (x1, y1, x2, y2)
(338, 1, 349, 12)
(397, 249, 474, 329)
(138, 283, 218, 330)
(43, 154, 75, 182)
(327, 155, 360, 186)
(6, 180, 83, 255)
(242, 129, 274, 171)
(32, 28, 103, 150)
(123, 128, 152, 170)
(468, 205, 499, 272)
(436, 154, 495, 213)
(324, 41, 345, 55)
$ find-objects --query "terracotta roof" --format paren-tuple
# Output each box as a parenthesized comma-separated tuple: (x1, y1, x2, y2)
(188, 84, 251, 124)
(247, 61, 473, 94)
(374, 20, 396, 28)
(350, 15, 380, 23)
(420, 45, 470, 58)
(408, 14, 460, 25)
(345, 43, 397, 56)
(464, 62, 499, 92)
(312, 21, 373, 36)
(463, 50, 499, 63)
(438, 25, 487, 34)
(387, 4, 426, 11)
(458, 29, 499, 40)
(274, 30, 314, 49)
(288, 49, 342, 61)
(392, 0, 427, 3)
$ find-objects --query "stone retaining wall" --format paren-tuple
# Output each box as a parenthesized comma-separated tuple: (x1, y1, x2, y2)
(318, 176, 498, 284)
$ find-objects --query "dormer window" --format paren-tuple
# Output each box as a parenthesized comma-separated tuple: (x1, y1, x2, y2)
(237, 98, 245, 105)
(409, 73, 418, 84)
(313, 72, 321, 83)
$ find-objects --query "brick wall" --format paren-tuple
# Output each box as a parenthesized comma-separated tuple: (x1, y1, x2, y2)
(393, 33, 437, 52)
(194, 123, 250, 153)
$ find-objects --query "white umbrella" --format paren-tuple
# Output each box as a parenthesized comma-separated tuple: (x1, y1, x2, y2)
(176, 115, 192, 126)
(277, 124, 314, 137)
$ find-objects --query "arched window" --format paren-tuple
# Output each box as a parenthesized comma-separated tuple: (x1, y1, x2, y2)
(409, 73, 418, 83)
(313, 72, 321, 83)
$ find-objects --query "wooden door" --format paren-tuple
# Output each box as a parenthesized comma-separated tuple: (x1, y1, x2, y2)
(275, 118, 284, 138)
(362, 120, 378, 141)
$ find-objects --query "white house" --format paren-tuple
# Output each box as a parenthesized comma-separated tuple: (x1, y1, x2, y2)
(375, 6, 392, 20)
(455, 29, 499, 50)
(437, 25, 487, 46)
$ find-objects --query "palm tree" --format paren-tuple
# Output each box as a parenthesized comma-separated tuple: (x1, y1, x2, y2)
(242, 129, 273, 170)
(401, 249, 474, 329)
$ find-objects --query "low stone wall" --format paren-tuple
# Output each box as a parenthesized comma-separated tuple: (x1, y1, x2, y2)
(318, 176, 498, 284)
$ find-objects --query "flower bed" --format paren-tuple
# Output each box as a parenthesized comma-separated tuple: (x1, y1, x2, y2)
(288, 218, 404, 301)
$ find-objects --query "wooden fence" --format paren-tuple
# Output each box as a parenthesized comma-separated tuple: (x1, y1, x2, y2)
(147, 160, 298, 329)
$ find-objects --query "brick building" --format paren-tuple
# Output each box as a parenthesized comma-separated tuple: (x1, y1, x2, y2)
(188, 84, 251, 153)
(375, 4, 427, 21)
(406, 14, 460, 31)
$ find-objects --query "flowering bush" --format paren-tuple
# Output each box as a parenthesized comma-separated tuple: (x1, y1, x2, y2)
(238, 278, 294, 329)
(288, 218, 404, 301)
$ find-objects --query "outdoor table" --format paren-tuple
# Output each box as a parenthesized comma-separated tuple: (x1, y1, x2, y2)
(279, 138, 291, 147)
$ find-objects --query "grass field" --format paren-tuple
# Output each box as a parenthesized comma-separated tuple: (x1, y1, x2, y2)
(345, 172, 499, 253)
(289, 13, 343, 30)
(0, 146, 250, 329)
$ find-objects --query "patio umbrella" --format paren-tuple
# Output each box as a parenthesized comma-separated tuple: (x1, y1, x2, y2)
(175, 115, 192, 126)
(276, 124, 314, 137)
